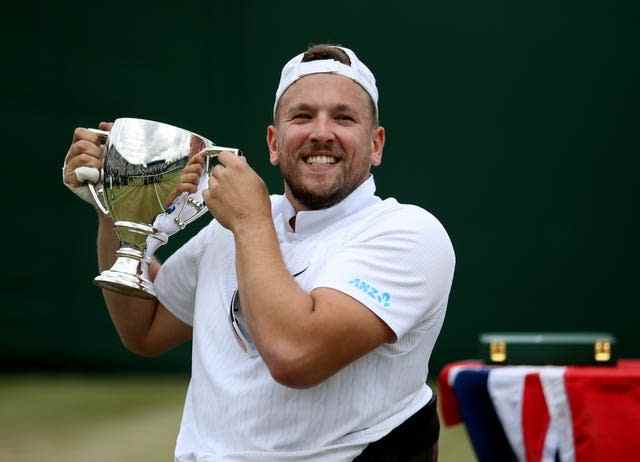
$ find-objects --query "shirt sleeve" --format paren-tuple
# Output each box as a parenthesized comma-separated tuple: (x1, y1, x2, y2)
(153, 223, 214, 326)
(311, 205, 455, 340)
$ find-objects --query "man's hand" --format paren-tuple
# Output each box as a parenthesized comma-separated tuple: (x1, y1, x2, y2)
(63, 121, 113, 207)
(63, 121, 112, 188)
(164, 150, 206, 208)
(202, 151, 272, 232)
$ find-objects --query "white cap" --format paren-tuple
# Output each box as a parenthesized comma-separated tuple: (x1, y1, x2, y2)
(273, 46, 379, 117)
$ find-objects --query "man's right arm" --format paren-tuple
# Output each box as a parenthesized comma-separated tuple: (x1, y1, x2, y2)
(64, 123, 192, 357)
(97, 215, 192, 357)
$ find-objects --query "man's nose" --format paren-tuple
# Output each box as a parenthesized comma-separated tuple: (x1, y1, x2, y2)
(309, 115, 335, 143)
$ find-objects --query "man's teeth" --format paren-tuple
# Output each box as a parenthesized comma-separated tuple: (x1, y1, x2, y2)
(305, 155, 337, 164)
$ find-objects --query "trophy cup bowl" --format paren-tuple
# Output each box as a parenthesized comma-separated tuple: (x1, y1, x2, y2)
(87, 118, 239, 299)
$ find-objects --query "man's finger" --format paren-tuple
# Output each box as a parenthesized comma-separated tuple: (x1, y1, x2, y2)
(66, 153, 102, 171)
(72, 127, 107, 146)
(216, 150, 240, 167)
(207, 176, 220, 195)
(68, 140, 104, 159)
(182, 162, 204, 176)
(180, 172, 201, 185)
(98, 121, 114, 131)
(192, 150, 206, 162)
(174, 183, 197, 195)
(211, 164, 225, 179)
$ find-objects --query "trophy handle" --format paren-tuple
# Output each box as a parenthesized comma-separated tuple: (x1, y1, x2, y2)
(88, 183, 110, 216)
(88, 128, 110, 138)
(200, 146, 241, 159)
(200, 146, 242, 190)
(171, 146, 241, 228)
(86, 128, 111, 216)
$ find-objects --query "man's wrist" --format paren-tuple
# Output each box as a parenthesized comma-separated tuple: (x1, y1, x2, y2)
(97, 212, 114, 227)
(232, 215, 275, 241)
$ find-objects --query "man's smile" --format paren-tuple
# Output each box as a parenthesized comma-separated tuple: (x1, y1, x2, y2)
(304, 155, 338, 165)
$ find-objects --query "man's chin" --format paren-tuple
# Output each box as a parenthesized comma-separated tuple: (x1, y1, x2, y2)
(282, 171, 348, 210)
(290, 186, 344, 210)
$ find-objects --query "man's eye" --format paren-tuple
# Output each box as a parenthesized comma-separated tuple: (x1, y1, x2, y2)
(336, 114, 355, 122)
(292, 113, 311, 120)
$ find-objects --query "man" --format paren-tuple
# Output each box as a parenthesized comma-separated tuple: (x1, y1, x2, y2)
(63, 44, 455, 461)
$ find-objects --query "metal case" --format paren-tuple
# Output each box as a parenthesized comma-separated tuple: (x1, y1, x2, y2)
(479, 332, 617, 366)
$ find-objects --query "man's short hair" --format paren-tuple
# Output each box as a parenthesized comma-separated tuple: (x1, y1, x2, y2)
(301, 44, 352, 66)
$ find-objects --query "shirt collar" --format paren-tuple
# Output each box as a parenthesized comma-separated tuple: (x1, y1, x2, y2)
(278, 175, 379, 237)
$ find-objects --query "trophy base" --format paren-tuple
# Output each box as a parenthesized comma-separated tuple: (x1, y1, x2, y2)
(94, 248, 156, 299)
(95, 272, 156, 299)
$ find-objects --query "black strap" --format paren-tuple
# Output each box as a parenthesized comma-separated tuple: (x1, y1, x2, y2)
(353, 395, 439, 462)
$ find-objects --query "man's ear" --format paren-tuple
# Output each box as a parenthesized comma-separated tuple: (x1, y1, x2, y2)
(267, 125, 279, 166)
(370, 126, 385, 167)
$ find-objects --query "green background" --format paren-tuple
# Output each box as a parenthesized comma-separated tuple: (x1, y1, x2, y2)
(4, 1, 638, 374)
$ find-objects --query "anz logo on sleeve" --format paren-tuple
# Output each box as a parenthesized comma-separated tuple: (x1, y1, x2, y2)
(348, 278, 391, 308)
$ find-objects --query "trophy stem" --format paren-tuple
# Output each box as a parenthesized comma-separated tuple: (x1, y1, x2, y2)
(94, 247, 156, 299)
(114, 220, 155, 236)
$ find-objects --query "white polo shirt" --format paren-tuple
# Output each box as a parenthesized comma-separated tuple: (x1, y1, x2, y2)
(154, 176, 455, 462)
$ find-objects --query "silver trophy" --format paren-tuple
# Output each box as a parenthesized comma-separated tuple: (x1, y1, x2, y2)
(87, 118, 239, 299)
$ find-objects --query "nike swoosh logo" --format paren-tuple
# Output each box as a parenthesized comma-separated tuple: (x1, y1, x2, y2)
(292, 266, 309, 278)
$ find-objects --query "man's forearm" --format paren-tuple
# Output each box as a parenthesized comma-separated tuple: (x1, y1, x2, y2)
(97, 214, 159, 354)
(233, 219, 316, 370)
(97, 214, 119, 272)
(232, 217, 394, 388)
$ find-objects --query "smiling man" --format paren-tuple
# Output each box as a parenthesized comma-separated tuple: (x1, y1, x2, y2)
(63, 44, 455, 461)
(268, 58, 384, 211)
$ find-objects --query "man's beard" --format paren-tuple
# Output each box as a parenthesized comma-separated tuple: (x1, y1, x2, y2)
(280, 165, 350, 210)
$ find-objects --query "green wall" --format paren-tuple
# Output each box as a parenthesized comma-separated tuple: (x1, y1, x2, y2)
(4, 1, 638, 374)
